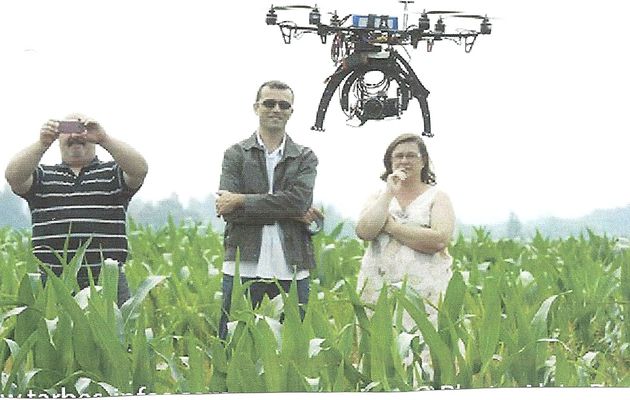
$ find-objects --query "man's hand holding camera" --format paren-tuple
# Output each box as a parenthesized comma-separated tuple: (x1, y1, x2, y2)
(39, 120, 60, 149)
(58, 117, 109, 145)
(82, 119, 110, 146)
(40, 117, 110, 146)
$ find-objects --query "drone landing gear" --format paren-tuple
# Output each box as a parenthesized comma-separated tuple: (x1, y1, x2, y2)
(312, 49, 432, 137)
(464, 35, 477, 53)
(393, 51, 432, 137)
(279, 24, 296, 44)
(311, 64, 355, 131)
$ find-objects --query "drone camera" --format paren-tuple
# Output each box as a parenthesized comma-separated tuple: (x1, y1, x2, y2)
(382, 97, 400, 117)
(359, 94, 400, 121)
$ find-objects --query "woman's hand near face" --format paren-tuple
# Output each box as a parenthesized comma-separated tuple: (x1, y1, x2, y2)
(386, 168, 407, 195)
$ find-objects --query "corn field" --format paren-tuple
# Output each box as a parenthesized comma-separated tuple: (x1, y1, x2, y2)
(0, 220, 629, 395)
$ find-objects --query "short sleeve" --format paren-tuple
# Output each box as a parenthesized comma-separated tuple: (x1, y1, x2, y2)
(15, 166, 43, 204)
(115, 164, 141, 200)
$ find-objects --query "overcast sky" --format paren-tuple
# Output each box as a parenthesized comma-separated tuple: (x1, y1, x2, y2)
(1, 0, 629, 225)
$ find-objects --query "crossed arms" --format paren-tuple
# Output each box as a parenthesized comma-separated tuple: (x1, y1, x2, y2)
(216, 145, 321, 225)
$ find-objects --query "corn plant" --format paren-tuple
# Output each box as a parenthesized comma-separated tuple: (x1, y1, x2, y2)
(0, 222, 628, 394)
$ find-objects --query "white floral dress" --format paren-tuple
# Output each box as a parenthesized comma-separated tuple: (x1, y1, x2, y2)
(357, 185, 453, 329)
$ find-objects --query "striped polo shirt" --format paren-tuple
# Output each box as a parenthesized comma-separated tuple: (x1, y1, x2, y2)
(18, 157, 138, 272)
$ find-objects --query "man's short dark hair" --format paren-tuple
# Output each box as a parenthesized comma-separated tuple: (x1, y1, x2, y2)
(255, 80, 295, 103)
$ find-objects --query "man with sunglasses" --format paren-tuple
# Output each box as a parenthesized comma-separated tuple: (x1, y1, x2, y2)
(216, 80, 321, 340)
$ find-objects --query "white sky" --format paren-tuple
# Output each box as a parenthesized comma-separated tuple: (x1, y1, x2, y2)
(1, 0, 629, 225)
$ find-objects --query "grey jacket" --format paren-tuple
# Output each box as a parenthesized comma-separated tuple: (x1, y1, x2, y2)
(219, 133, 318, 270)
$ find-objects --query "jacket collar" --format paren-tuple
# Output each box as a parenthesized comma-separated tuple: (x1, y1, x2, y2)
(256, 130, 286, 157)
(241, 132, 301, 159)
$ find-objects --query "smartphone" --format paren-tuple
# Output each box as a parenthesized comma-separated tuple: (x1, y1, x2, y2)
(58, 120, 86, 134)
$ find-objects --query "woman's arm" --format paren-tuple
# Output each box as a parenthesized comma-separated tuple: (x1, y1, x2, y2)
(355, 190, 394, 241)
(356, 170, 408, 240)
(383, 191, 455, 253)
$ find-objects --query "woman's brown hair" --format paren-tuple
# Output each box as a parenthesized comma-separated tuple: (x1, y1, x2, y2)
(380, 133, 436, 184)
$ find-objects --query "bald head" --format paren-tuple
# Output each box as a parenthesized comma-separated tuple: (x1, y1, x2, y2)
(64, 112, 89, 121)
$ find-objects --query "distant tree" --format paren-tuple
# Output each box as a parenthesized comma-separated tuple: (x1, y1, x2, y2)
(314, 203, 356, 238)
(117, 191, 630, 239)
(128, 193, 186, 227)
(128, 193, 224, 230)
(0, 184, 29, 229)
(187, 194, 224, 231)
(506, 211, 523, 239)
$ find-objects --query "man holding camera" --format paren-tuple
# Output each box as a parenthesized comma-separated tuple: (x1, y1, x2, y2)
(4, 114, 148, 306)
(216, 80, 322, 340)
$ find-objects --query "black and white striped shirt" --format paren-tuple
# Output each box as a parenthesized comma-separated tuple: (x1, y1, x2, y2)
(18, 157, 139, 271)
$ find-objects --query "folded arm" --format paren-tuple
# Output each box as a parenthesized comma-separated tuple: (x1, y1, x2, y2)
(217, 146, 317, 223)
(383, 191, 455, 254)
(355, 191, 394, 241)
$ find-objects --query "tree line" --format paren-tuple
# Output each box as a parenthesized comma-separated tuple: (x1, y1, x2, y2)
(1, 184, 629, 239)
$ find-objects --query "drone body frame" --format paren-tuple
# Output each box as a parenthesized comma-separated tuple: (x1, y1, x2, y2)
(266, 4, 492, 136)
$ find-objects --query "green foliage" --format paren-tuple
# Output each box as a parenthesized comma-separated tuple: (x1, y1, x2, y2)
(0, 224, 628, 394)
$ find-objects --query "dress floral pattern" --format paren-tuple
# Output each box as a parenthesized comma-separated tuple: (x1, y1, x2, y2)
(357, 185, 453, 329)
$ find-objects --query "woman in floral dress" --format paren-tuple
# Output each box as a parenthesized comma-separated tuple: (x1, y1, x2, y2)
(355, 133, 455, 371)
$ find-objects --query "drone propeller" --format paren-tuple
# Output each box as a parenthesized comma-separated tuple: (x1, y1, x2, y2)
(451, 14, 493, 20)
(272, 5, 317, 10)
(268, 4, 322, 26)
(448, 14, 493, 34)
(411, 10, 460, 31)
(413, 10, 461, 15)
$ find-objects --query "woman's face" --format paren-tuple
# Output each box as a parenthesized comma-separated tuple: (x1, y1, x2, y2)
(391, 141, 424, 178)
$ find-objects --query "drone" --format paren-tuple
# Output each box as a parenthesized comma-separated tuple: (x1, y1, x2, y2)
(266, 2, 492, 135)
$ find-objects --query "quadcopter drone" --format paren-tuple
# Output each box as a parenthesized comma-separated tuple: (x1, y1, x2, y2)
(265, 2, 492, 135)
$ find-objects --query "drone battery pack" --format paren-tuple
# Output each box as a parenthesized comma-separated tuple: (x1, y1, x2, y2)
(352, 14, 398, 30)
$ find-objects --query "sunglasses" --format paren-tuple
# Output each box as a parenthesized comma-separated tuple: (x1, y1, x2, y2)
(260, 99, 292, 110)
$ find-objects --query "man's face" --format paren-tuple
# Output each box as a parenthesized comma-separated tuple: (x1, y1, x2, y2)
(254, 86, 294, 132)
(58, 131, 96, 167)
